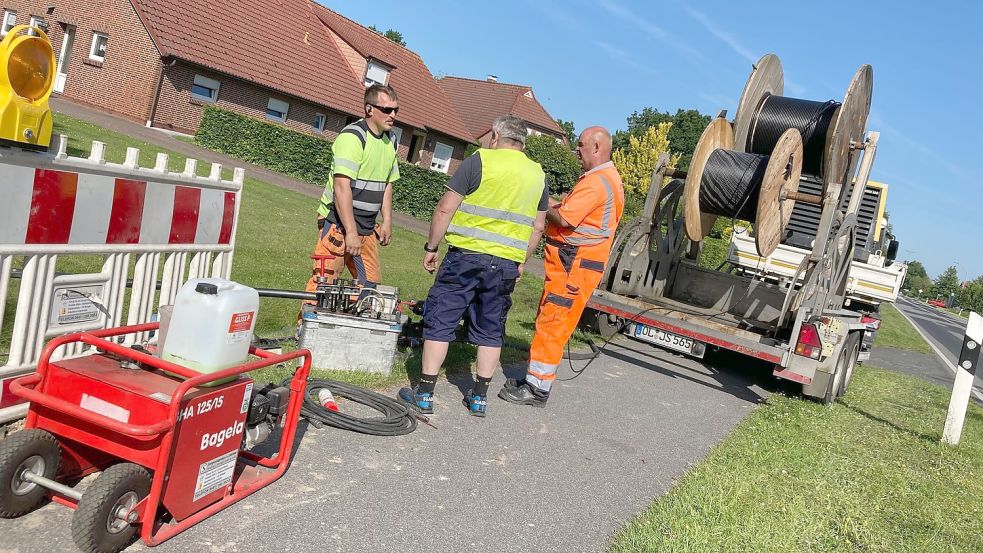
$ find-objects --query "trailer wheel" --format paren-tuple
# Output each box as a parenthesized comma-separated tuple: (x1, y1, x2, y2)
(72, 463, 151, 553)
(0, 429, 61, 518)
(822, 341, 852, 405)
(837, 333, 862, 397)
(581, 308, 622, 338)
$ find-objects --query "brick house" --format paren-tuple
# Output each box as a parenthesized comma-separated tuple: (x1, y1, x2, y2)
(0, 0, 474, 174)
(437, 76, 567, 148)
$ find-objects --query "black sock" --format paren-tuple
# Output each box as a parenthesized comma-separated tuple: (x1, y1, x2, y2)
(418, 373, 438, 394)
(473, 375, 492, 397)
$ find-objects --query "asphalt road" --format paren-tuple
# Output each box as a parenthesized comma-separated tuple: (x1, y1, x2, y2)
(0, 341, 776, 553)
(892, 295, 983, 401)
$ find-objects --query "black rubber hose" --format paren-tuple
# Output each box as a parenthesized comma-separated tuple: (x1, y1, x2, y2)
(289, 378, 417, 436)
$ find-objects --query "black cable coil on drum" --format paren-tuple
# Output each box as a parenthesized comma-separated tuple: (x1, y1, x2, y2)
(699, 149, 769, 221)
(747, 94, 838, 176)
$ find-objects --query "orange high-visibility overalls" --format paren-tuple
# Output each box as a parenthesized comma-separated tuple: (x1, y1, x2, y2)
(526, 162, 624, 392)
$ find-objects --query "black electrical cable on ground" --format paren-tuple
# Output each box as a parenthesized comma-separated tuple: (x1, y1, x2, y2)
(290, 378, 417, 436)
(558, 306, 661, 381)
(748, 94, 839, 176)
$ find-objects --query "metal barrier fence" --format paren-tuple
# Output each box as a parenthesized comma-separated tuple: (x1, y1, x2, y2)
(0, 136, 244, 423)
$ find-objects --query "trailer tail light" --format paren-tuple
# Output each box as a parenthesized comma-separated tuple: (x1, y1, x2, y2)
(861, 315, 881, 331)
(794, 323, 822, 360)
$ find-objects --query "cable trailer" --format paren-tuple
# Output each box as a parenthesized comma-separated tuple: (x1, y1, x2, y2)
(581, 54, 879, 403)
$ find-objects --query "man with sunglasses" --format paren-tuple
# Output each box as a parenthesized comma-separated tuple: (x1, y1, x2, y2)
(306, 84, 400, 292)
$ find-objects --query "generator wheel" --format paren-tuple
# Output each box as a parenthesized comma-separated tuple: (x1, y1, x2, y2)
(72, 463, 151, 553)
(0, 429, 61, 518)
(837, 333, 862, 397)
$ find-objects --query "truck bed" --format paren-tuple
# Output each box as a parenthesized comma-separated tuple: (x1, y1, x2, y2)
(588, 290, 789, 364)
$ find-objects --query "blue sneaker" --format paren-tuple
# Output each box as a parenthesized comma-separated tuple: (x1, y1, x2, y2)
(462, 390, 487, 417)
(398, 386, 433, 414)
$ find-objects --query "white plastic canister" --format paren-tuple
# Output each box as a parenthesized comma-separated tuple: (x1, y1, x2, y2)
(160, 278, 259, 380)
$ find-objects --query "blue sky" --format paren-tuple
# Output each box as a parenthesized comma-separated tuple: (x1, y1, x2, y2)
(325, 0, 982, 281)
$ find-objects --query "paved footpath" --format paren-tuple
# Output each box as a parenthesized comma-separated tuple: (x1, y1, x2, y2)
(0, 341, 773, 553)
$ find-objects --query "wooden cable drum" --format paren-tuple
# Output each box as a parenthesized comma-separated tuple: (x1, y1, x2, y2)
(684, 118, 803, 257)
(733, 54, 873, 194)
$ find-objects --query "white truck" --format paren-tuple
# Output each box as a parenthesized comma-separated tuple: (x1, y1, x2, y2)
(727, 179, 906, 361)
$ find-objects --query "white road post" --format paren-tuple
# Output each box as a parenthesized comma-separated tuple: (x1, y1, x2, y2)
(942, 312, 983, 445)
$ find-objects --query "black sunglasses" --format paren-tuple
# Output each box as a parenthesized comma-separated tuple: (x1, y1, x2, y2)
(369, 103, 399, 115)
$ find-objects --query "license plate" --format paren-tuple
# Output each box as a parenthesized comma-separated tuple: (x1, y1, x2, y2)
(630, 323, 703, 358)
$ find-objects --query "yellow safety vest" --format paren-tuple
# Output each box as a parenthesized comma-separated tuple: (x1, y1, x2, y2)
(445, 148, 545, 262)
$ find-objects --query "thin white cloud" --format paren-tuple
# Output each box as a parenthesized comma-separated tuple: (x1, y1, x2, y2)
(868, 111, 970, 180)
(698, 92, 737, 114)
(683, 6, 758, 64)
(598, 0, 706, 63)
(593, 40, 656, 75)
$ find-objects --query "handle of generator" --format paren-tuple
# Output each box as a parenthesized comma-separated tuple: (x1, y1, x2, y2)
(22, 323, 313, 439)
(10, 374, 173, 437)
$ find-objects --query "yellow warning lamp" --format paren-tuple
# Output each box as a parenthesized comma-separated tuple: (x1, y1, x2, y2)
(0, 24, 56, 150)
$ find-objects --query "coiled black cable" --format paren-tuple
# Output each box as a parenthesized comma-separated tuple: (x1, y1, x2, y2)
(748, 94, 839, 176)
(290, 378, 417, 436)
(699, 149, 768, 221)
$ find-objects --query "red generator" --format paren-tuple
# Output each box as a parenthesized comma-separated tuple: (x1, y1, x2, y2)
(0, 323, 311, 552)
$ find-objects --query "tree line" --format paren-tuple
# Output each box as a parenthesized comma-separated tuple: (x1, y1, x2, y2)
(905, 261, 983, 313)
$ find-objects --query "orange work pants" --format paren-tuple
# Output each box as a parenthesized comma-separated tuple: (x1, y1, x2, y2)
(526, 242, 607, 392)
(304, 222, 381, 298)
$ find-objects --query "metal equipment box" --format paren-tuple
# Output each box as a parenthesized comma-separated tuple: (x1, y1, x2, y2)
(299, 310, 402, 375)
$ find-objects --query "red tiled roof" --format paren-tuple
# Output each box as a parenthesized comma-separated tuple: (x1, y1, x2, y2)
(437, 76, 565, 139)
(309, 4, 474, 142)
(129, 0, 474, 143)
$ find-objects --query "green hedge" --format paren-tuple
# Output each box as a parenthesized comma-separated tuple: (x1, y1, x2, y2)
(195, 106, 334, 185)
(193, 106, 450, 218)
(392, 161, 448, 220)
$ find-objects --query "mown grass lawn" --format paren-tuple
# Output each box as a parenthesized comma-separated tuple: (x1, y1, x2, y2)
(1, 114, 547, 388)
(875, 302, 933, 354)
(610, 364, 983, 552)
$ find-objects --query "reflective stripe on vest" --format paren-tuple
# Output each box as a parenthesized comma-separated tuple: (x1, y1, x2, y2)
(565, 174, 616, 246)
(457, 203, 536, 227)
(445, 149, 545, 263)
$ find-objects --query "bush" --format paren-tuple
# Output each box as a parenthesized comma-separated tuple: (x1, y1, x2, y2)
(392, 162, 448, 220)
(195, 106, 334, 185)
(523, 134, 581, 194)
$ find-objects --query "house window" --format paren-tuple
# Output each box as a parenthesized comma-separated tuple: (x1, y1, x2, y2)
(431, 141, 453, 174)
(89, 32, 107, 62)
(1, 10, 15, 37)
(190, 74, 220, 103)
(313, 112, 326, 133)
(266, 98, 289, 122)
(364, 61, 389, 86)
(390, 126, 402, 147)
(27, 15, 42, 36)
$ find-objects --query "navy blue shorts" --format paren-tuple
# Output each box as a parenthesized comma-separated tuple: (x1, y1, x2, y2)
(423, 248, 520, 347)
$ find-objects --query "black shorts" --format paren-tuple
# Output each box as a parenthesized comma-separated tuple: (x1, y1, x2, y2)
(422, 248, 520, 347)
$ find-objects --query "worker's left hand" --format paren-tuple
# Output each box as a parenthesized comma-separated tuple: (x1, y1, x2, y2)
(377, 223, 392, 246)
(423, 252, 439, 274)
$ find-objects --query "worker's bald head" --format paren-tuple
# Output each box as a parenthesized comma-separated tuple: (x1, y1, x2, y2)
(575, 126, 613, 171)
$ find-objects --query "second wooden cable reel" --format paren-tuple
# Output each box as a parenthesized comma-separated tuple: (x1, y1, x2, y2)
(683, 54, 873, 257)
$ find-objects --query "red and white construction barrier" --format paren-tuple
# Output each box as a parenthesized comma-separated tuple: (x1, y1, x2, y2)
(0, 137, 244, 423)
(942, 312, 983, 445)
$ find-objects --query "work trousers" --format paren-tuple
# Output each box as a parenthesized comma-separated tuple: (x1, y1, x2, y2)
(526, 241, 607, 392)
(304, 222, 381, 297)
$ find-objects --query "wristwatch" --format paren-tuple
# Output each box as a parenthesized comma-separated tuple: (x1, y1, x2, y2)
(424, 242, 439, 253)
